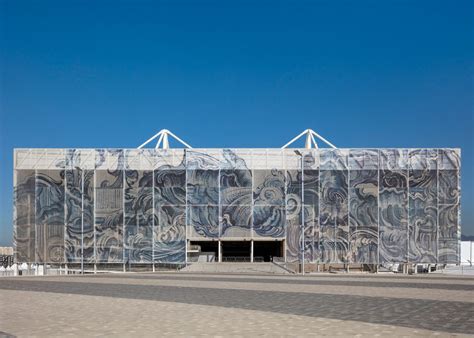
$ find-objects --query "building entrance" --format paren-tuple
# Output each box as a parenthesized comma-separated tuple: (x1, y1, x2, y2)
(188, 241, 218, 262)
(221, 241, 251, 262)
(254, 241, 283, 262)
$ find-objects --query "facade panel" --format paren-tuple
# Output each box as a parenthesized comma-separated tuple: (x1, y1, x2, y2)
(124, 170, 153, 263)
(95, 169, 123, 263)
(35, 170, 65, 263)
(13, 170, 36, 263)
(65, 169, 83, 263)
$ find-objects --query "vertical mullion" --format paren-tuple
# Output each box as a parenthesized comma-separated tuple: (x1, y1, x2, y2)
(34, 169, 37, 264)
(218, 158, 221, 239)
(152, 165, 155, 266)
(123, 167, 126, 266)
(436, 149, 439, 264)
(377, 150, 380, 267)
(184, 150, 188, 264)
(407, 149, 410, 266)
(457, 160, 461, 263)
(348, 156, 351, 264)
(81, 169, 84, 273)
(318, 151, 321, 265)
(93, 166, 96, 265)
(251, 150, 254, 242)
(63, 166, 66, 266)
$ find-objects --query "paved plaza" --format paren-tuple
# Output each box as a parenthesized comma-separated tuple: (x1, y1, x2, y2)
(0, 272, 473, 336)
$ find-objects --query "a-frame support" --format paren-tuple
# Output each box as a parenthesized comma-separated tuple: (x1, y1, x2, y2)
(138, 129, 192, 149)
(281, 129, 337, 149)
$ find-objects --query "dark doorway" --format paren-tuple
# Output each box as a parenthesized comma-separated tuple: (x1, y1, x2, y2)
(194, 241, 218, 255)
(222, 241, 250, 262)
(254, 241, 283, 262)
(189, 241, 218, 262)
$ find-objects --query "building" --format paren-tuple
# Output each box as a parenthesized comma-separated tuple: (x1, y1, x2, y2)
(13, 129, 461, 269)
(0, 247, 14, 268)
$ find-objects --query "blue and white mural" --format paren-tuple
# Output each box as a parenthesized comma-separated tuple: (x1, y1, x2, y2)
(13, 148, 461, 264)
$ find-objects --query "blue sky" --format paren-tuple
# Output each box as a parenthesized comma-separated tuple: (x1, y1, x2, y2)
(0, 0, 472, 245)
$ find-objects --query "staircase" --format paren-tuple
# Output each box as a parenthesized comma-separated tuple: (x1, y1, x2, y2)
(180, 262, 292, 274)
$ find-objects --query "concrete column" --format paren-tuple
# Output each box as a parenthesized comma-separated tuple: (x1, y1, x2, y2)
(250, 240, 254, 263)
(218, 241, 222, 262)
(152, 264, 155, 272)
(94, 263, 97, 274)
(65, 264, 68, 275)
(123, 263, 126, 272)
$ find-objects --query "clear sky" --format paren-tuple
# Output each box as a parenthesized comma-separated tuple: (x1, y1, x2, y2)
(0, 0, 473, 245)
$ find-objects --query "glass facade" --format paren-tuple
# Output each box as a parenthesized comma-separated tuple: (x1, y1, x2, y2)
(13, 148, 461, 264)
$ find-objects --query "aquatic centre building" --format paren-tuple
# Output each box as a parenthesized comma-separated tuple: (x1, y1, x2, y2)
(13, 130, 461, 268)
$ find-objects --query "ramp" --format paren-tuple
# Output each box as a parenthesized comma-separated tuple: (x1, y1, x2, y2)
(180, 262, 292, 274)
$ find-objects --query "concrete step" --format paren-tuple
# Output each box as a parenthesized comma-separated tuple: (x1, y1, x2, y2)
(180, 262, 292, 274)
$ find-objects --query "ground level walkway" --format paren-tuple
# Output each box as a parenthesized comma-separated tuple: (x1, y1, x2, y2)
(0, 272, 473, 336)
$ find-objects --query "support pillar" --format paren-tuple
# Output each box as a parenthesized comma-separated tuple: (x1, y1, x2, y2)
(250, 240, 254, 263)
(218, 241, 222, 262)
(152, 264, 155, 272)
(123, 263, 126, 273)
(94, 263, 97, 274)
(65, 264, 68, 275)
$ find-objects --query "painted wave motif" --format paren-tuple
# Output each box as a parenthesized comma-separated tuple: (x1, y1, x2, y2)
(349, 170, 378, 264)
(95, 169, 123, 263)
(35, 170, 65, 263)
(13, 170, 36, 262)
(14, 148, 461, 264)
(253, 169, 286, 237)
(220, 169, 252, 237)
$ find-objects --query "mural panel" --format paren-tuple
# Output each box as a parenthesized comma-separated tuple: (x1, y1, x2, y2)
(438, 149, 460, 263)
(220, 169, 252, 238)
(155, 205, 186, 263)
(186, 162, 219, 239)
(438, 170, 459, 205)
(95, 170, 123, 263)
(155, 169, 186, 206)
(125, 170, 153, 263)
(253, 169, 286, 238)
(35, 170, 65, 263)
(65, 169, 82, 263)
(320, 170, 348, 263)
(13, 170, 36, 262)
(349, 169, 378, 264)
(379, 169, 408, 263)
(286, 169, 302, 262)
(286, 169, 319, 263)
(83, 170, 95, 262)
(408, 167, 437, 263)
